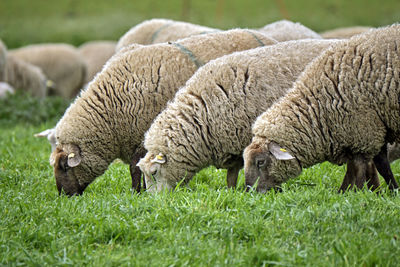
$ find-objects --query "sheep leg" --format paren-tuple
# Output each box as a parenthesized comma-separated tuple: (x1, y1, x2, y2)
(226, 160, 243, 188)
(130, 151, 147, 193)
(339, 156, 367, 192)
(373, 145, 399, 190)
(365, 160, 380, 190)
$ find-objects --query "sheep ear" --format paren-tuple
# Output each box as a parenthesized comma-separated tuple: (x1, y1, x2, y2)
(268, 142, 294, 160)
(67, 152, 81, 167)
(34, 128, 57, 152)
(67, 144, 81, 167)
(151, 153, 166, 164)
(34, 128, 53, 138)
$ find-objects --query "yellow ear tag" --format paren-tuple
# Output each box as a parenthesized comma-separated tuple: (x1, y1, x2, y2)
(68, 153, 75, 159)
(279, 148, 287, 152)
(156, 155, 163, 160)
(46, 80, 55, 87)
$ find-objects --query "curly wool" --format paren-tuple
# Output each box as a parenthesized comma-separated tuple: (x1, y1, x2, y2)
(140, 39, 337, 190)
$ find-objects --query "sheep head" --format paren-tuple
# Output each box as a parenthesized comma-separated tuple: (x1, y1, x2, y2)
(137, 152, 189, 192)
(243, 139, 301, 192)
(49, 144, 89, 196)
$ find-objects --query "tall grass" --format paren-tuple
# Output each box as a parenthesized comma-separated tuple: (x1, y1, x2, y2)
(1, 94, 400, 266)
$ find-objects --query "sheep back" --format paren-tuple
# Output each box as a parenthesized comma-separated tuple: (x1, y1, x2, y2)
(258, 20, 322, 42)
(116, 18, 218, 51)
(320, 26, 373, 39)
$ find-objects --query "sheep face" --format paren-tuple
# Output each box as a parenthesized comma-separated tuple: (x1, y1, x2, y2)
(243, 139, 301, 192)
(137, 152, 190, 192)
(50, 144, 104, 196)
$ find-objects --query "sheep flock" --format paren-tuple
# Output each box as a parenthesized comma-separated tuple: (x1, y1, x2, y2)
(3, 18, 398, 195)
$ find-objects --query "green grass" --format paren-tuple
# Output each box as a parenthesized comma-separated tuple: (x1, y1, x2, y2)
(1, 93, 400, 266)
(1, 1, 400, 265)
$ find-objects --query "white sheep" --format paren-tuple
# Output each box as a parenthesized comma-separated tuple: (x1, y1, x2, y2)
(78, 40, 117, 83)
(258, 20, 322, 42)
(243, 24, 400, 192)
(116, 18, 219, 51)
(42, 29, 277, 196)
(0, 39, 48, 98)
(4, 55, 48, 98)
(137, 39, 337, 192)
(9, 43, 87, 99)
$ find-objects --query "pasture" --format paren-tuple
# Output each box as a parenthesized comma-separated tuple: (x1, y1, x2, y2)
(1, 0, 400, 265)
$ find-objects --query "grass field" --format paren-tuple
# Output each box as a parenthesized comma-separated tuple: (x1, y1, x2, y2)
(1, 0, 400, 266)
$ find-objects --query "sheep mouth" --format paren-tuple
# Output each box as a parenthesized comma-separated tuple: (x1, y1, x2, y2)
(57, 182, 89, 197)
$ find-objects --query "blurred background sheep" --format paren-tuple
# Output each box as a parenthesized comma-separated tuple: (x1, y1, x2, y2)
(9, 43, 87, 99)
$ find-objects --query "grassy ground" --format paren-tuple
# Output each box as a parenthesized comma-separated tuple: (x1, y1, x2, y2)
(2, 95, 400, 266)
(1, 0, 400, 266)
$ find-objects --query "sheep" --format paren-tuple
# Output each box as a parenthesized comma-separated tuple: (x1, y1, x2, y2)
(258, 20, 322, 42)
(115, 18, 219, 51)
(136, 39, 338, 192)
(320, 26, 373, 39)
(4, 55, 49, 98)
(9, 43, 87, 99)
(243, 24, 400, 193)
(44, 29, 277, 196)
(78, 40, 117, 83)
(0, 39, 49, 98)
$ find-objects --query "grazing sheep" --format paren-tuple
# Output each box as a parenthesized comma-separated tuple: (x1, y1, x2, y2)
(116, 18, 219, 51)
(0, 39, 49, 98)
(78, 40, 117, 83)
(4, 55, 48, 98)
(137, 39, 337, 192)
(320, 26, 373, 39)
(9, 43, 87, 99)
(243, 24, 400, 193)
(45, 29, 276, 196)
(258, 20, 322, 42)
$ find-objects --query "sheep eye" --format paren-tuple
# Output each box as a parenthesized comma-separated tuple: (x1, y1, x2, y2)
(256, 159, 266, 169)
(150, 170, 157, 177)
